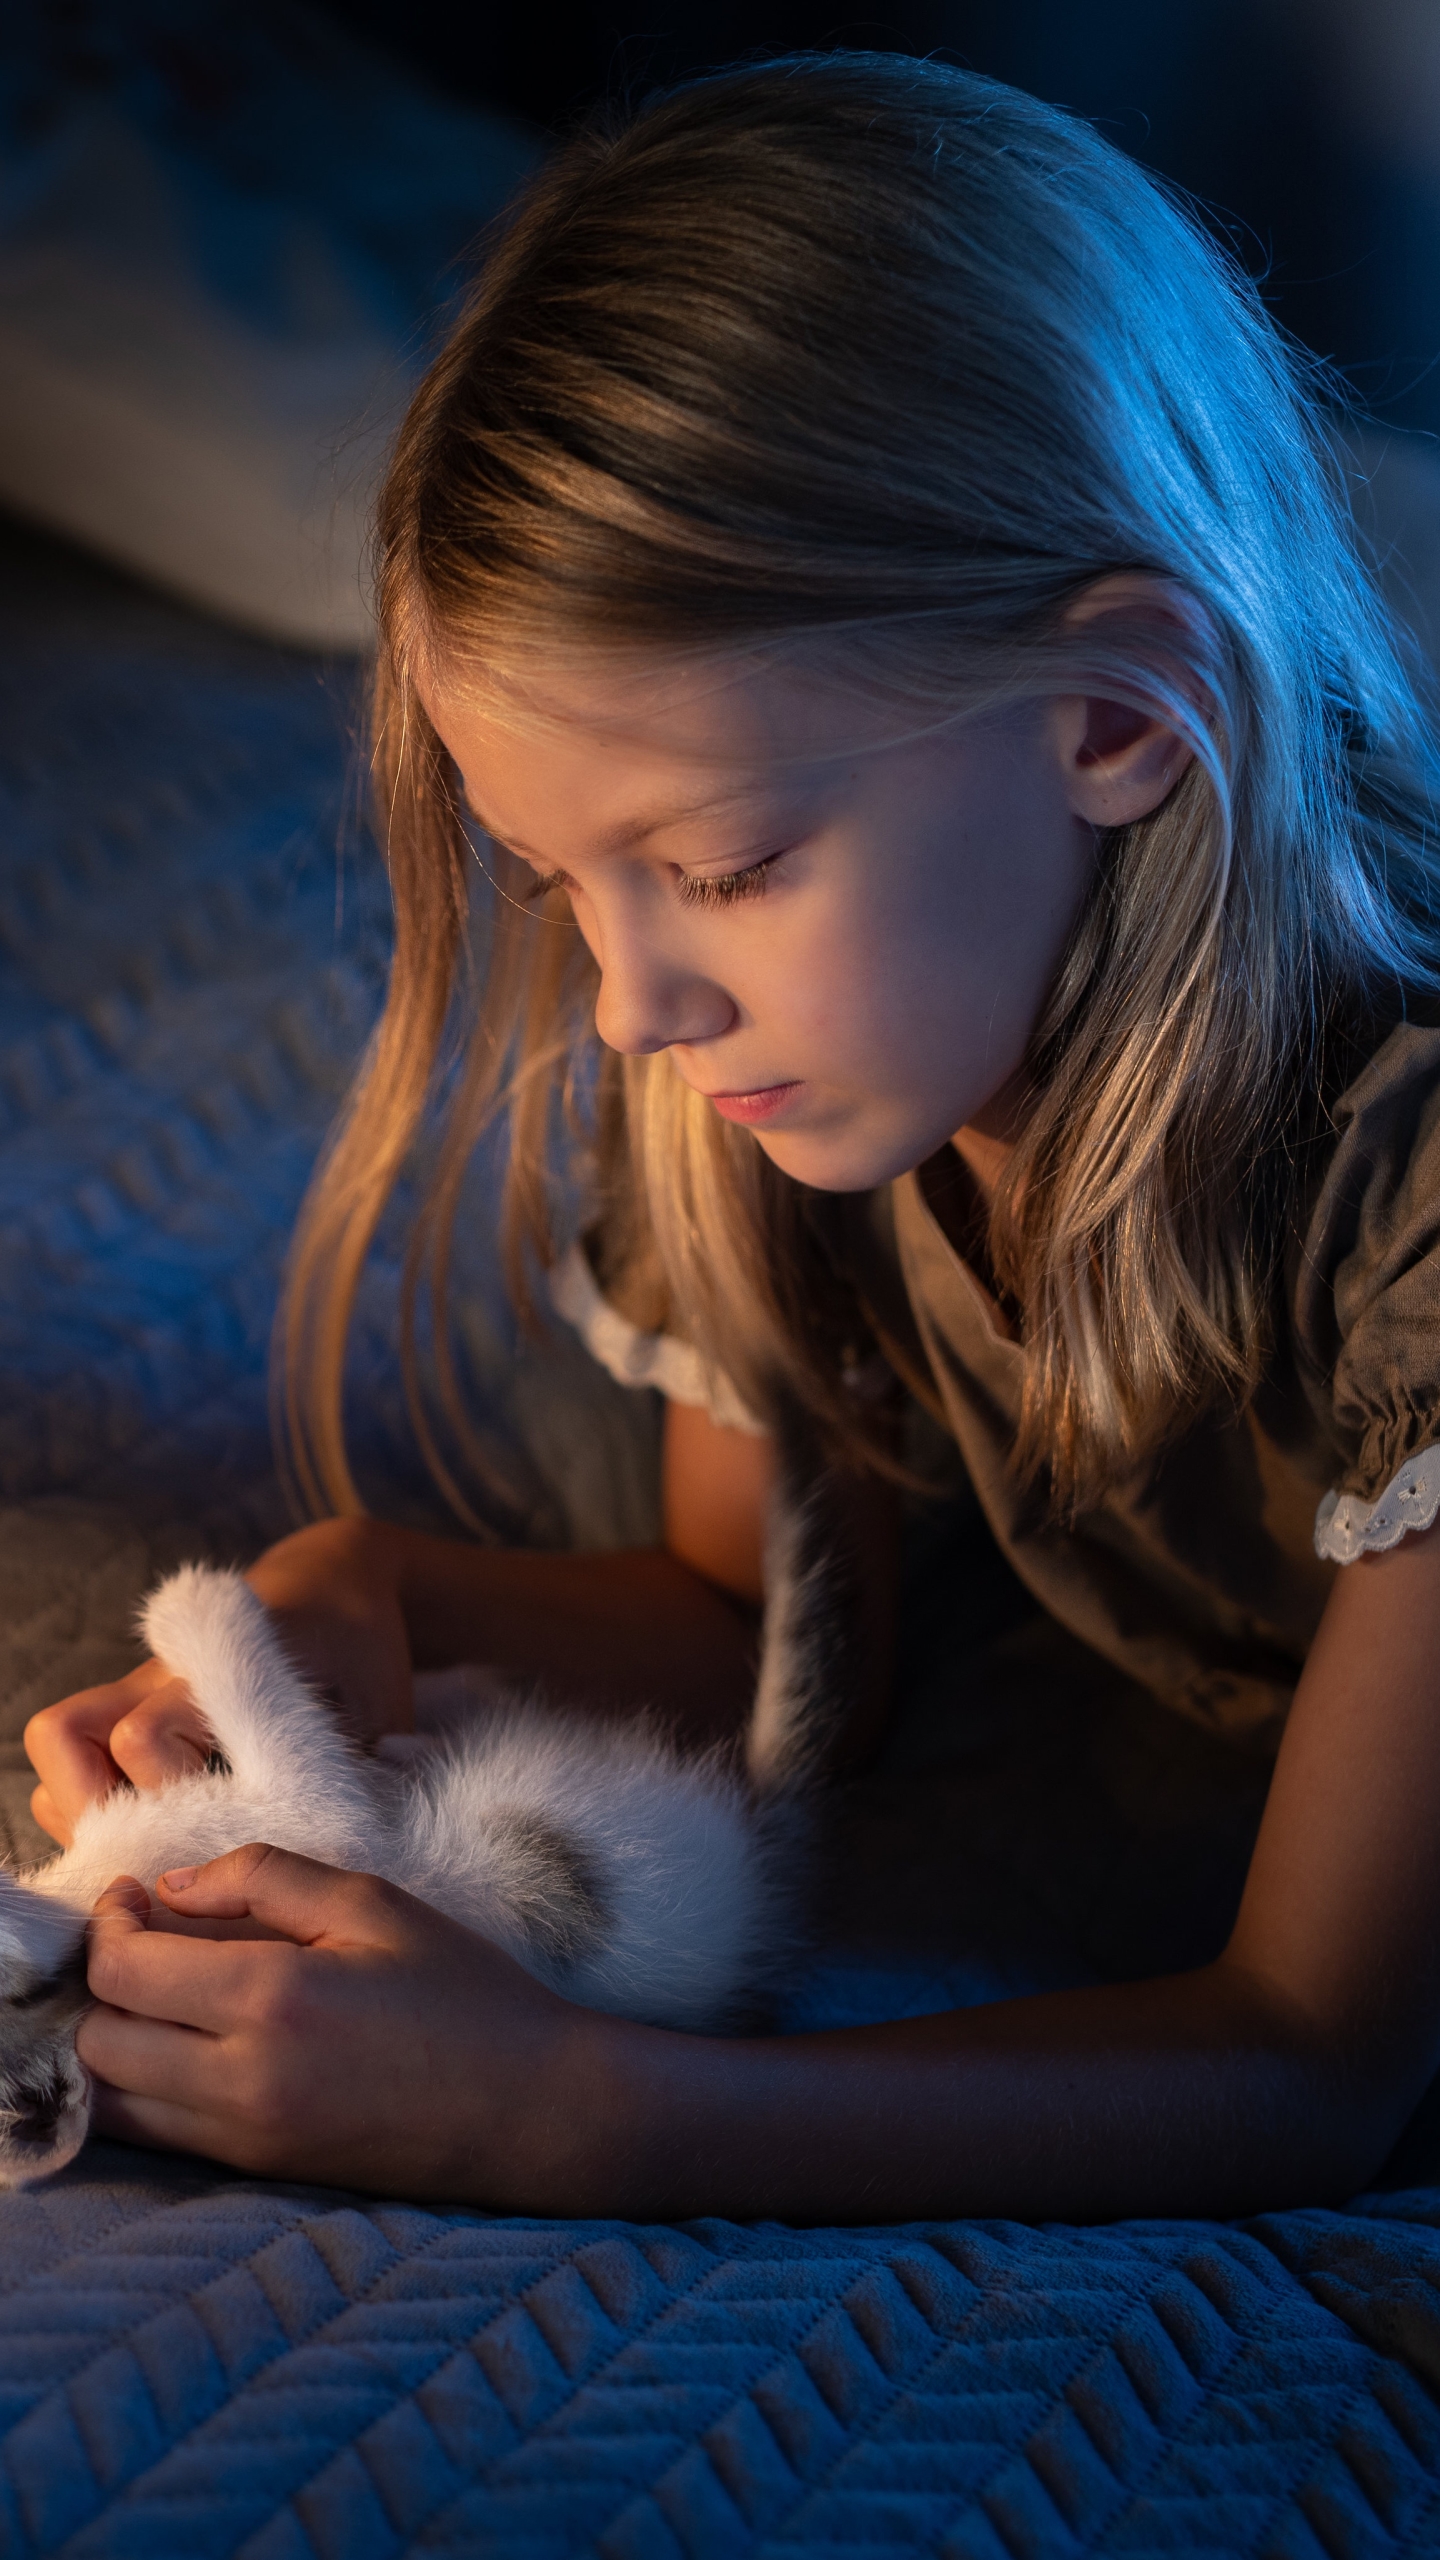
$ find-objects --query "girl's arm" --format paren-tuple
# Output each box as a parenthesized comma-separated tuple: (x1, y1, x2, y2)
(78, 1518, 1440, 2218)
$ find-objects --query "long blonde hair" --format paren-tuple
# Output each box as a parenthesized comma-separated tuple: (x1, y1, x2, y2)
(281, 52, 1440, 1519)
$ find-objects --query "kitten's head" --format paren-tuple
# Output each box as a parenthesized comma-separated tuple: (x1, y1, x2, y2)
(0, 1880, 93, 2184)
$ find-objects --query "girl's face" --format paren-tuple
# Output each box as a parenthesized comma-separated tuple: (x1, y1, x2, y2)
(422, 646, 1180, 1192)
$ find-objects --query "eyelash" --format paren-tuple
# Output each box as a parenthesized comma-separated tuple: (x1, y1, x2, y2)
(524, 855, 783, 909)
(677, 853, 782, 908)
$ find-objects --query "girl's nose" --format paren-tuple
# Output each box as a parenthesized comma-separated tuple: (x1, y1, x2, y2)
(592, 932, 736, 1056)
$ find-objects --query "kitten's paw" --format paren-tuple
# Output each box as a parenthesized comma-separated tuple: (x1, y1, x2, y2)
(0, 2023, 91, 2186)
(0, 1878, 95, 2183)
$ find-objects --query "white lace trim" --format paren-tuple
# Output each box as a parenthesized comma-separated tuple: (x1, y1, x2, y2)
(547, 1242, 768, 1436)
(1314, 1444, 1440, 1562)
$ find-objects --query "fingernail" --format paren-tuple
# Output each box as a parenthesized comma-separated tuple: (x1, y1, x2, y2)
(160, 1866, 198, 1891)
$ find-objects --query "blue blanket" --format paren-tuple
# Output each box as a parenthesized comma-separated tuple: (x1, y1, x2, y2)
(4, 517, 1440, 2557)
(5, 2160, 1440, 2558)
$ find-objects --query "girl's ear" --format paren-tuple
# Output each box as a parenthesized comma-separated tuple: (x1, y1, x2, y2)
(1053, 573, 1208, 829)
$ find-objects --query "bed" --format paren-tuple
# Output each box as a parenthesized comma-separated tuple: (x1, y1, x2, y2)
(3, 505, 1440, 2560)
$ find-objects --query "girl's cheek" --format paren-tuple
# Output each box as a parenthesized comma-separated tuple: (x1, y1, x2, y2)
(797, 914, 898, 1035)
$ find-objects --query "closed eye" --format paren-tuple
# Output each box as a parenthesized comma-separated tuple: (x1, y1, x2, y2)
(676, 852, 784, 909)
(523, 853, 786, 909)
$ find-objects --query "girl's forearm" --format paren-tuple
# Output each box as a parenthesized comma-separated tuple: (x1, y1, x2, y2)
(376, 1523, 761, 1744)
(541, 1961, 1401, 2224)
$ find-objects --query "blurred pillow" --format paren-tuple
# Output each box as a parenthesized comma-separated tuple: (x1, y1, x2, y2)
(0, 4, 538, 649)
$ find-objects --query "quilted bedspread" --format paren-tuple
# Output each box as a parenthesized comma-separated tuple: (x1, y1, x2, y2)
(6, 519, 1440, 2558)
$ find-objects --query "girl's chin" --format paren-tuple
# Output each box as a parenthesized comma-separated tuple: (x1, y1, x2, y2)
(751, 1116, 931, 1194)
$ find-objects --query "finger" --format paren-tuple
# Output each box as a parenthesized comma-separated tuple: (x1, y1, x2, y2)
(88, 2081, 213, 2155)
(89, 1874, 151, 1931)
(145, 1906, 295, 1944)
(89, 2080, 281, 2180)
(76, 2003, 217, 2103)
(29, 1782, 71, 1849)
(86, 1882, 267, 2030)
(23, 1698, 126, 1825)
(108, 1684, 210, 1793)
(25, 1674, 153, 1757)
(24, 1663, 180, 1831)
(83, 1876, 156, 2004)
(155, 1843, 399, 1947)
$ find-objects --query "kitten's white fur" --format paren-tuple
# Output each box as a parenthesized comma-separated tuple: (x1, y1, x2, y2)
(0, 1565, 793, 2187)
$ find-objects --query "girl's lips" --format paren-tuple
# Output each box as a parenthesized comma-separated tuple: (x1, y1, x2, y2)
(708, 1081, 803, 1125)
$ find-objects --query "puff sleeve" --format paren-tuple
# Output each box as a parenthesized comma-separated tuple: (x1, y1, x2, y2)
(547, 1240, 768, 1435)
(1293, 1023, 1440, 1562)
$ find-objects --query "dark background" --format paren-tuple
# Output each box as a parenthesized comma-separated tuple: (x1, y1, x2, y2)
(325, 0, 1440, 437)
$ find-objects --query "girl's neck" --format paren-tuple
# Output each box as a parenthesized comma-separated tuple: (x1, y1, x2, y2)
(935, 1088, 1026, 1339)
(951, 1062, 1029, 1200)
(950, 1121, 1012, 1202)
(904, 1100, 1016, 1332)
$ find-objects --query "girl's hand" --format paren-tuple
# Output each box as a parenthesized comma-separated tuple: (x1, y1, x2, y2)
(24, 1519, 413, 1847)
(24, 1657, 211, 1849)
(78, 1846, 603, 2203)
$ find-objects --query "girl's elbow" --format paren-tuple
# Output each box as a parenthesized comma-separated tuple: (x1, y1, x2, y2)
(1212, 1960, 1427, 2205)
(1299, 2067, 1431, 2201)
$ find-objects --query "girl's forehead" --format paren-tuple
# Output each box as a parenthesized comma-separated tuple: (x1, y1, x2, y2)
(420, 650, 918, 862)
(419, 648, 1037, 858)
(420, 644, 893, 772)
(441, 701, 825, 863)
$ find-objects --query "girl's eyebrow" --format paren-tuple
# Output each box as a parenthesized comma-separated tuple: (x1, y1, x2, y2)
(466, 781, 780, 860)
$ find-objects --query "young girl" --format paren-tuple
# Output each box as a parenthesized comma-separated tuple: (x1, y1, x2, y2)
(25, 54, 1440, 2221)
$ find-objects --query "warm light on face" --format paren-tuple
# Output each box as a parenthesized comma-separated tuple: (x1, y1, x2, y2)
(420, 650, 1103, 1191)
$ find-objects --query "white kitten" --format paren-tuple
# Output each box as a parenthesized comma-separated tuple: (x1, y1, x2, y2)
(0, 1566, 797, 2187)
